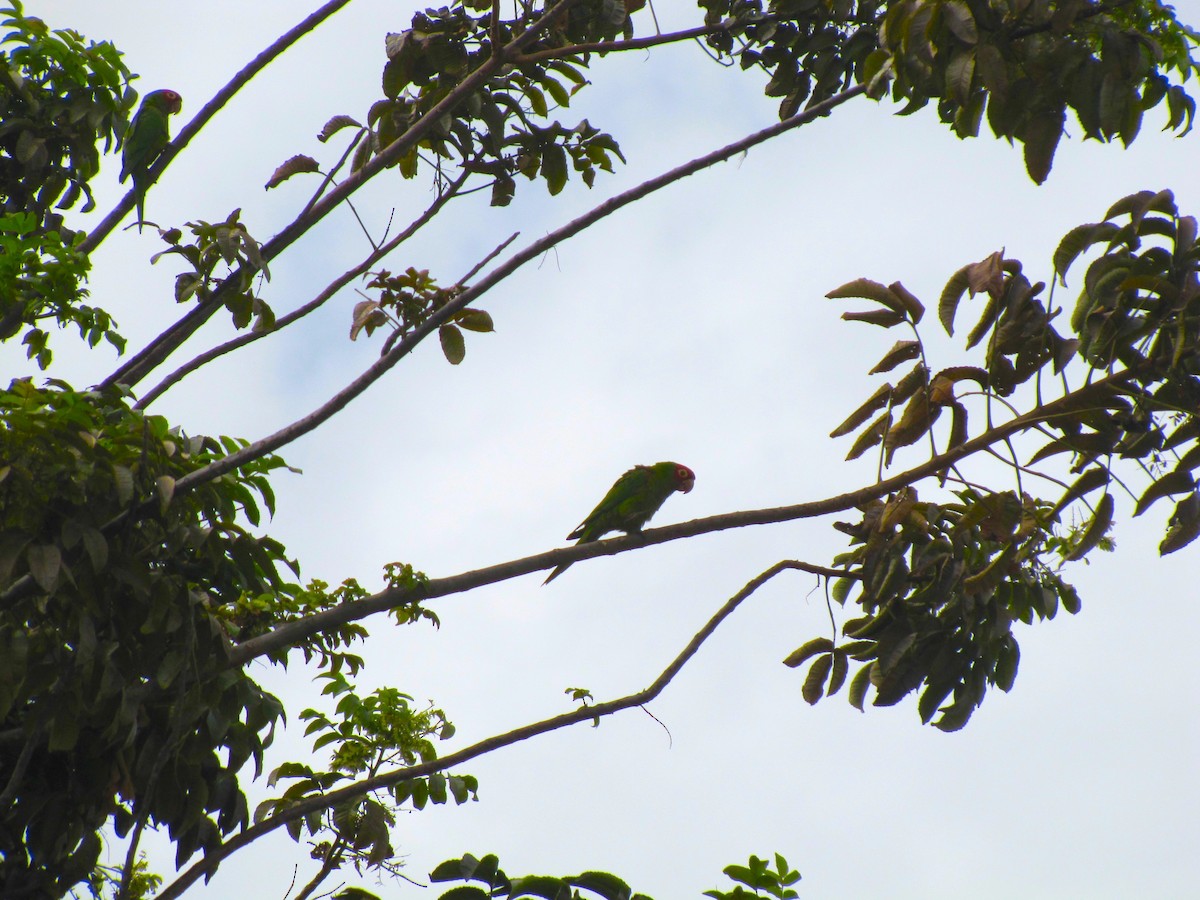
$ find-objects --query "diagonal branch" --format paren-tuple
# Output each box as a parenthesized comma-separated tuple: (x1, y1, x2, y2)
(227, 365, 1139, 668)
(155, 560, 800, 900)
(100, 0, 586, 394)
(79, 0, 356, 256)
(169, 83, 868, 499)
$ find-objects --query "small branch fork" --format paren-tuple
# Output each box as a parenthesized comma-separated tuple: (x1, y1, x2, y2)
(154, 560, 807, 900)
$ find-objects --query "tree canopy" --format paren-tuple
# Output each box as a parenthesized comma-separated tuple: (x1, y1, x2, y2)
(3, 1, 1200, 897)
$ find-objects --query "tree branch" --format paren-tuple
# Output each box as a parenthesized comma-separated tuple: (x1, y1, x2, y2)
(156, 560, 799, 900)
(168, 83, 867, 500)
(229, 366, 1139, 668)
(513, 19, 746, 64)
(100, 0, 586, 394)
(134, 171, 470, 410)
(78, 0, 356, 256)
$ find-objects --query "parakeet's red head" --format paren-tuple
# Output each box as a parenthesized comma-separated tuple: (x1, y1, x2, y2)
(674, 464, 695, 493)
(146, 89, 183, 114)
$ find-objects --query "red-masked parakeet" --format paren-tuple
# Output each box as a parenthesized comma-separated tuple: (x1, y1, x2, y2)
(543, 461, 695, 585)
(119, 89, 183, 232)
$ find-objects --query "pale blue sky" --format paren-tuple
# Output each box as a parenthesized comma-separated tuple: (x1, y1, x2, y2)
(28, 2, 1200, 897)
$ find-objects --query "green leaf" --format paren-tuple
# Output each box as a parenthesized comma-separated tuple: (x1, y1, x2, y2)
(428, 772, 448, 804)
(831, 576, 855, 605)
(570, 871, 632, 900)
(508, 875, 570, 900)
(1160, 492, 1200, 555)
(541, 143, 568, 195)
(1022, 103, 1065, 185)
(826, 278, 919, 321)
(941, 0, 978, 43)
(1053, 222, 1121, 286)
(938, 264, 971, 335)
(995, 636, 1019, 692)
(48, 711, 81, 752)
(439, 324, 465, 365)
(829, 384, 892, 438)
(112, 463, 134, 505)
(782, 637, 833, 668)
(1066, 493, 1114, 561)
(455, 309, 494, 333)
(265, 154, 320, 190)
(841, 308, 906, 327)
(334, 888, 382, 900)
(156, 474, 176, 514)
(435, 888, 491, 900)
(827, 650, 848, 696)
(1050, 467, 1110, 520)
(917, 677, 955, 725)
(801, 654, 833, 705)
(26, 542, 62, 592)
(845, 411, 889, 461)
(868, 340, 921, 375)
(542, 76, 571, 109)
(1134, 471, 1194, 517)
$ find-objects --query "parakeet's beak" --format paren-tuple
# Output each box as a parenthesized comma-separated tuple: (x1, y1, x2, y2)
(679, 477, 694, 493)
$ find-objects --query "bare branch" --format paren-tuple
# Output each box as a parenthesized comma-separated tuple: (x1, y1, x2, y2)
(157, 560, 799, 900)
(228, 366, 1139, 668)
(79, 0, 356, 256)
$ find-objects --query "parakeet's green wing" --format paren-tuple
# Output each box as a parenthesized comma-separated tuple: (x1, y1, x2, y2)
(544, 461, 694, 585)
(120, 90, 182, 232)
(119, 105, 170, 185)
(568, 463, 680, 542)
(568, 465, 654, 542)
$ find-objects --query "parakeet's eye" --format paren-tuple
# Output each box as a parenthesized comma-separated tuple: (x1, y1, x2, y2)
(676, 465, 695, 492)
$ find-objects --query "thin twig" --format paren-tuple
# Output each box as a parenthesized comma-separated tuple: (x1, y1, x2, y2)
(135, 172, 470, 409)
(300, 131, 365, 220)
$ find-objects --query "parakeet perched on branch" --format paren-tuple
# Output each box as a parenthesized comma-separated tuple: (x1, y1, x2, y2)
(119, 89, 183, 232)
(543, 461, 695, 585)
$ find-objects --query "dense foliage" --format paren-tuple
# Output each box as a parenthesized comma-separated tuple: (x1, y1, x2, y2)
(1, 0, 1198, 897)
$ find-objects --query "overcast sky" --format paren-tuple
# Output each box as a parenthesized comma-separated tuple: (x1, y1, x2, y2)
(30, 1, 1200, 897)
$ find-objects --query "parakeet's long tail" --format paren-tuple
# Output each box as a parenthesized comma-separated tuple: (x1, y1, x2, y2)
(542, 562, 571, 585)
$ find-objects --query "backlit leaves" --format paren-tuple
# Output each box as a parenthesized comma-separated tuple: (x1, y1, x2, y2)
(264, 154, 320, 190)
(358, 267, 495, 363)
(870, 0, 1200, 183)
(0, 379, 297, 894)
(320, 4, 627, 206)
(810, 189, 1200, 728)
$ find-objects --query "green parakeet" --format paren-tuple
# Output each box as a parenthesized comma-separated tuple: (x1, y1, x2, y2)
(543, 461, 695, 585)
(119, 89, 183, 232)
